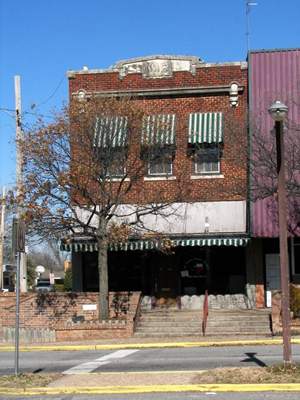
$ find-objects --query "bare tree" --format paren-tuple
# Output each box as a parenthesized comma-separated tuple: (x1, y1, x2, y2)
(250, 109, 300, 236)
(22, 96, 188, 319)
(27, 248, 63, 273)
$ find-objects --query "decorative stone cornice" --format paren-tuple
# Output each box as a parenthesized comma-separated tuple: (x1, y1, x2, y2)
(113, 55, 202, 79)
(67, 56, 247, 78)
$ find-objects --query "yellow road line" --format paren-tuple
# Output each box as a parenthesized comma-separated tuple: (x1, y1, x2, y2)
(1, 338, 300, 352)
(1, 383, 300, 395)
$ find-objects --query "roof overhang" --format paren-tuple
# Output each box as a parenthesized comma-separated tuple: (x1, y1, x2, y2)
(61, 236, 250, 252)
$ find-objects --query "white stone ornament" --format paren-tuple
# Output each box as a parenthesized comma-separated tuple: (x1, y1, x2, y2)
(115, 55, 202, 79)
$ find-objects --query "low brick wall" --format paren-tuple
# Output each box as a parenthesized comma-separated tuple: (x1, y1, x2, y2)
(0, 291, 141, 343)
(271, 288, 300, 335)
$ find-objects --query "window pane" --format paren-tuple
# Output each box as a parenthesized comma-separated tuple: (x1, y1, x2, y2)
(194, 146, 220, 174)
(149, 158, 172, 175)
(105, 150, 126, 177)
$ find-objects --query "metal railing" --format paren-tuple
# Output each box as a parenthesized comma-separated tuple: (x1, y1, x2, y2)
(133, 293, 143, 333)
(202, 290, 209, 336)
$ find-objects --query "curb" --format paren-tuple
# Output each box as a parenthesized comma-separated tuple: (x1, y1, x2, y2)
(1, 383, 300, 395)
(1, 338, 300, 352)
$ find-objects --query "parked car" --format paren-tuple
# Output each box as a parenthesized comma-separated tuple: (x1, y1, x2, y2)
(34, 280, 55, 292)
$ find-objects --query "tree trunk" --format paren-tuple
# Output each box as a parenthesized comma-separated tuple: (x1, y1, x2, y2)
(97, 218, 109, 320)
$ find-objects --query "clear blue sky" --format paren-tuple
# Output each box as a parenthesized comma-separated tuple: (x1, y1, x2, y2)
(1, 0, 299, 187)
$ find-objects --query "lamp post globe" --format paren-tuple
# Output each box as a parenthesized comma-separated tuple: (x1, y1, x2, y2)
(268, 100, 288, 122)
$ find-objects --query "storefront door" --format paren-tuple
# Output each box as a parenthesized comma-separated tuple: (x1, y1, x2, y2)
(155, 258, 178, 298)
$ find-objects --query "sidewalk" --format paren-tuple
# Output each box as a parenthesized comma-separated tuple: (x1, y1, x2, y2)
(1, 334, 300, 351)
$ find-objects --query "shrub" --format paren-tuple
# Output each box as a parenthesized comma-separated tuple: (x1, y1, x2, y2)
(290, 284, 300, 317)
(54, 283, 65, 292)
(64, 269, 72, 292)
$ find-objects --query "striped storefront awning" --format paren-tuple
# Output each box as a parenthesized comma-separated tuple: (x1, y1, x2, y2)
(61, 237, 249, 252)
(141, 114, 176, 146)
(188, 112, 223, 144)
(94, 116, 128, 148)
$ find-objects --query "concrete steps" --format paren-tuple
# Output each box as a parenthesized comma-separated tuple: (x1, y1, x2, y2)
(205, 309, 271, 336)
(134, 305, 272, 337)
(134, 309, 202, 337)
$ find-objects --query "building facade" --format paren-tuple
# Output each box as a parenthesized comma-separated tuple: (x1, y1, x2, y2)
(248, 48, 300, 307)
(64, 55, 255, 308)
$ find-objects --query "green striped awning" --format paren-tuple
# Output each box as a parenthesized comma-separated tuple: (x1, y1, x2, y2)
(141, 114, 176, 146)
(188, 112, 223, 144)
(94, 116, 128, 148)
(61, 237, 249, 252)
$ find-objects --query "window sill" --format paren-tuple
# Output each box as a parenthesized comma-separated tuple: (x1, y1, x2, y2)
(107, 177, 130, 182)
(191, 174, 224, 180)
(144, 176, 177, 181)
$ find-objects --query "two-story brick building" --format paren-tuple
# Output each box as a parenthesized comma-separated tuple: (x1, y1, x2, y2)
(63, 55, 253, 309)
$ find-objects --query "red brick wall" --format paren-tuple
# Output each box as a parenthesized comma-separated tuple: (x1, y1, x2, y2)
(69, 65, 248, 204)
(69, 66, 246, 93)
(0, 292, 141, 342)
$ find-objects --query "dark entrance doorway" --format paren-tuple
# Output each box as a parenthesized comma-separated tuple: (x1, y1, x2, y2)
(155, 255, 179, 298)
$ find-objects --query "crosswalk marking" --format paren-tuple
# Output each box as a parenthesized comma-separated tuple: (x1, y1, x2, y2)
(63, 349, 139, 375)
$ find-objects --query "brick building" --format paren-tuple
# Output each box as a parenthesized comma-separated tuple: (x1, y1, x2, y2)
(64, 55, 254, 309)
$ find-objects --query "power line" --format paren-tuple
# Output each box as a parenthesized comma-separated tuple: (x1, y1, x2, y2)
(0, 74, 65, 120)
(0, 108, 55, 122)
(32, 75, 65, 108)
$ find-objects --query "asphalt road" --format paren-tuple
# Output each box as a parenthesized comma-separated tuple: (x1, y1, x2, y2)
(1, 344, 300, 375)
(1, 393, 300, 400)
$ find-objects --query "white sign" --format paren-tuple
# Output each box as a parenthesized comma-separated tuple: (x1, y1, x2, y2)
(49, 273, 55, 284)
(82, 304, 97, 311)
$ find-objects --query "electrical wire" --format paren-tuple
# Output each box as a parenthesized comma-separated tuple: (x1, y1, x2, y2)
(33, 75, 65, 108)
(0, 74, 65, 120)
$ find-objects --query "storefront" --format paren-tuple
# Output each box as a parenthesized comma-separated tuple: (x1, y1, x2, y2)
(67, 236, 250, 305)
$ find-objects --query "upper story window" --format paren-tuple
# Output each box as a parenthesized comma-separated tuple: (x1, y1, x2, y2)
(148, 156, 173, 176)
(94, 116, 128, 178)
(141, 114, 176, 177)
(194, 145, 220, 174)
(188, 112, 223, 175)
(106, 149, 127, 177)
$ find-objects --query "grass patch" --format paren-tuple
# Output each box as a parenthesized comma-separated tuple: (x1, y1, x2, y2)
(0, 373, 61, 388)
(193, 364, 300, 384)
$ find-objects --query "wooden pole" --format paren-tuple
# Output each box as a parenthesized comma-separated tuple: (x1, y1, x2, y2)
(275, 120, 292, 365)
(0, 187, 6, 289)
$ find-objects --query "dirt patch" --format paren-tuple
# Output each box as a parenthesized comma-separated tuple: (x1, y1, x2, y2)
(193, 365, 300, 384)
(0, 373, 61, 388)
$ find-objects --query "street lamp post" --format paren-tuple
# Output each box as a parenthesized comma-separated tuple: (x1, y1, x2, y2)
(268, 100, 292, 366)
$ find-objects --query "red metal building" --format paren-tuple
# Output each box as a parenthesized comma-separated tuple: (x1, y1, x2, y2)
(248, 48, 300, 307)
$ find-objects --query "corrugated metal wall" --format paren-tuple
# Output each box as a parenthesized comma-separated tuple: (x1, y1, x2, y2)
(249, 49, 300, 237)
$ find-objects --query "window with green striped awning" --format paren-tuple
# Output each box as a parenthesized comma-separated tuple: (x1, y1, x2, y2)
(94, 116, 128, 148)
(188, 112, 223, 144)
(141, 114, 176, 146)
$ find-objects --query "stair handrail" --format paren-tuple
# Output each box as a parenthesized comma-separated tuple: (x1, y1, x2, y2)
(202, 289, 209, 336)
(133, 293, 143, 333)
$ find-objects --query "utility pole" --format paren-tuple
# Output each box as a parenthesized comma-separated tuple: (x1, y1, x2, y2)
(269, 100, 292, 366)
(0, 187, 6, 289)
(15, 75, 27, 292)
(246, 1, 258, 53)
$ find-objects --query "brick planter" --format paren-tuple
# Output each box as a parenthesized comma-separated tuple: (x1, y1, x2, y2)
(0, 291, 141, 343)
